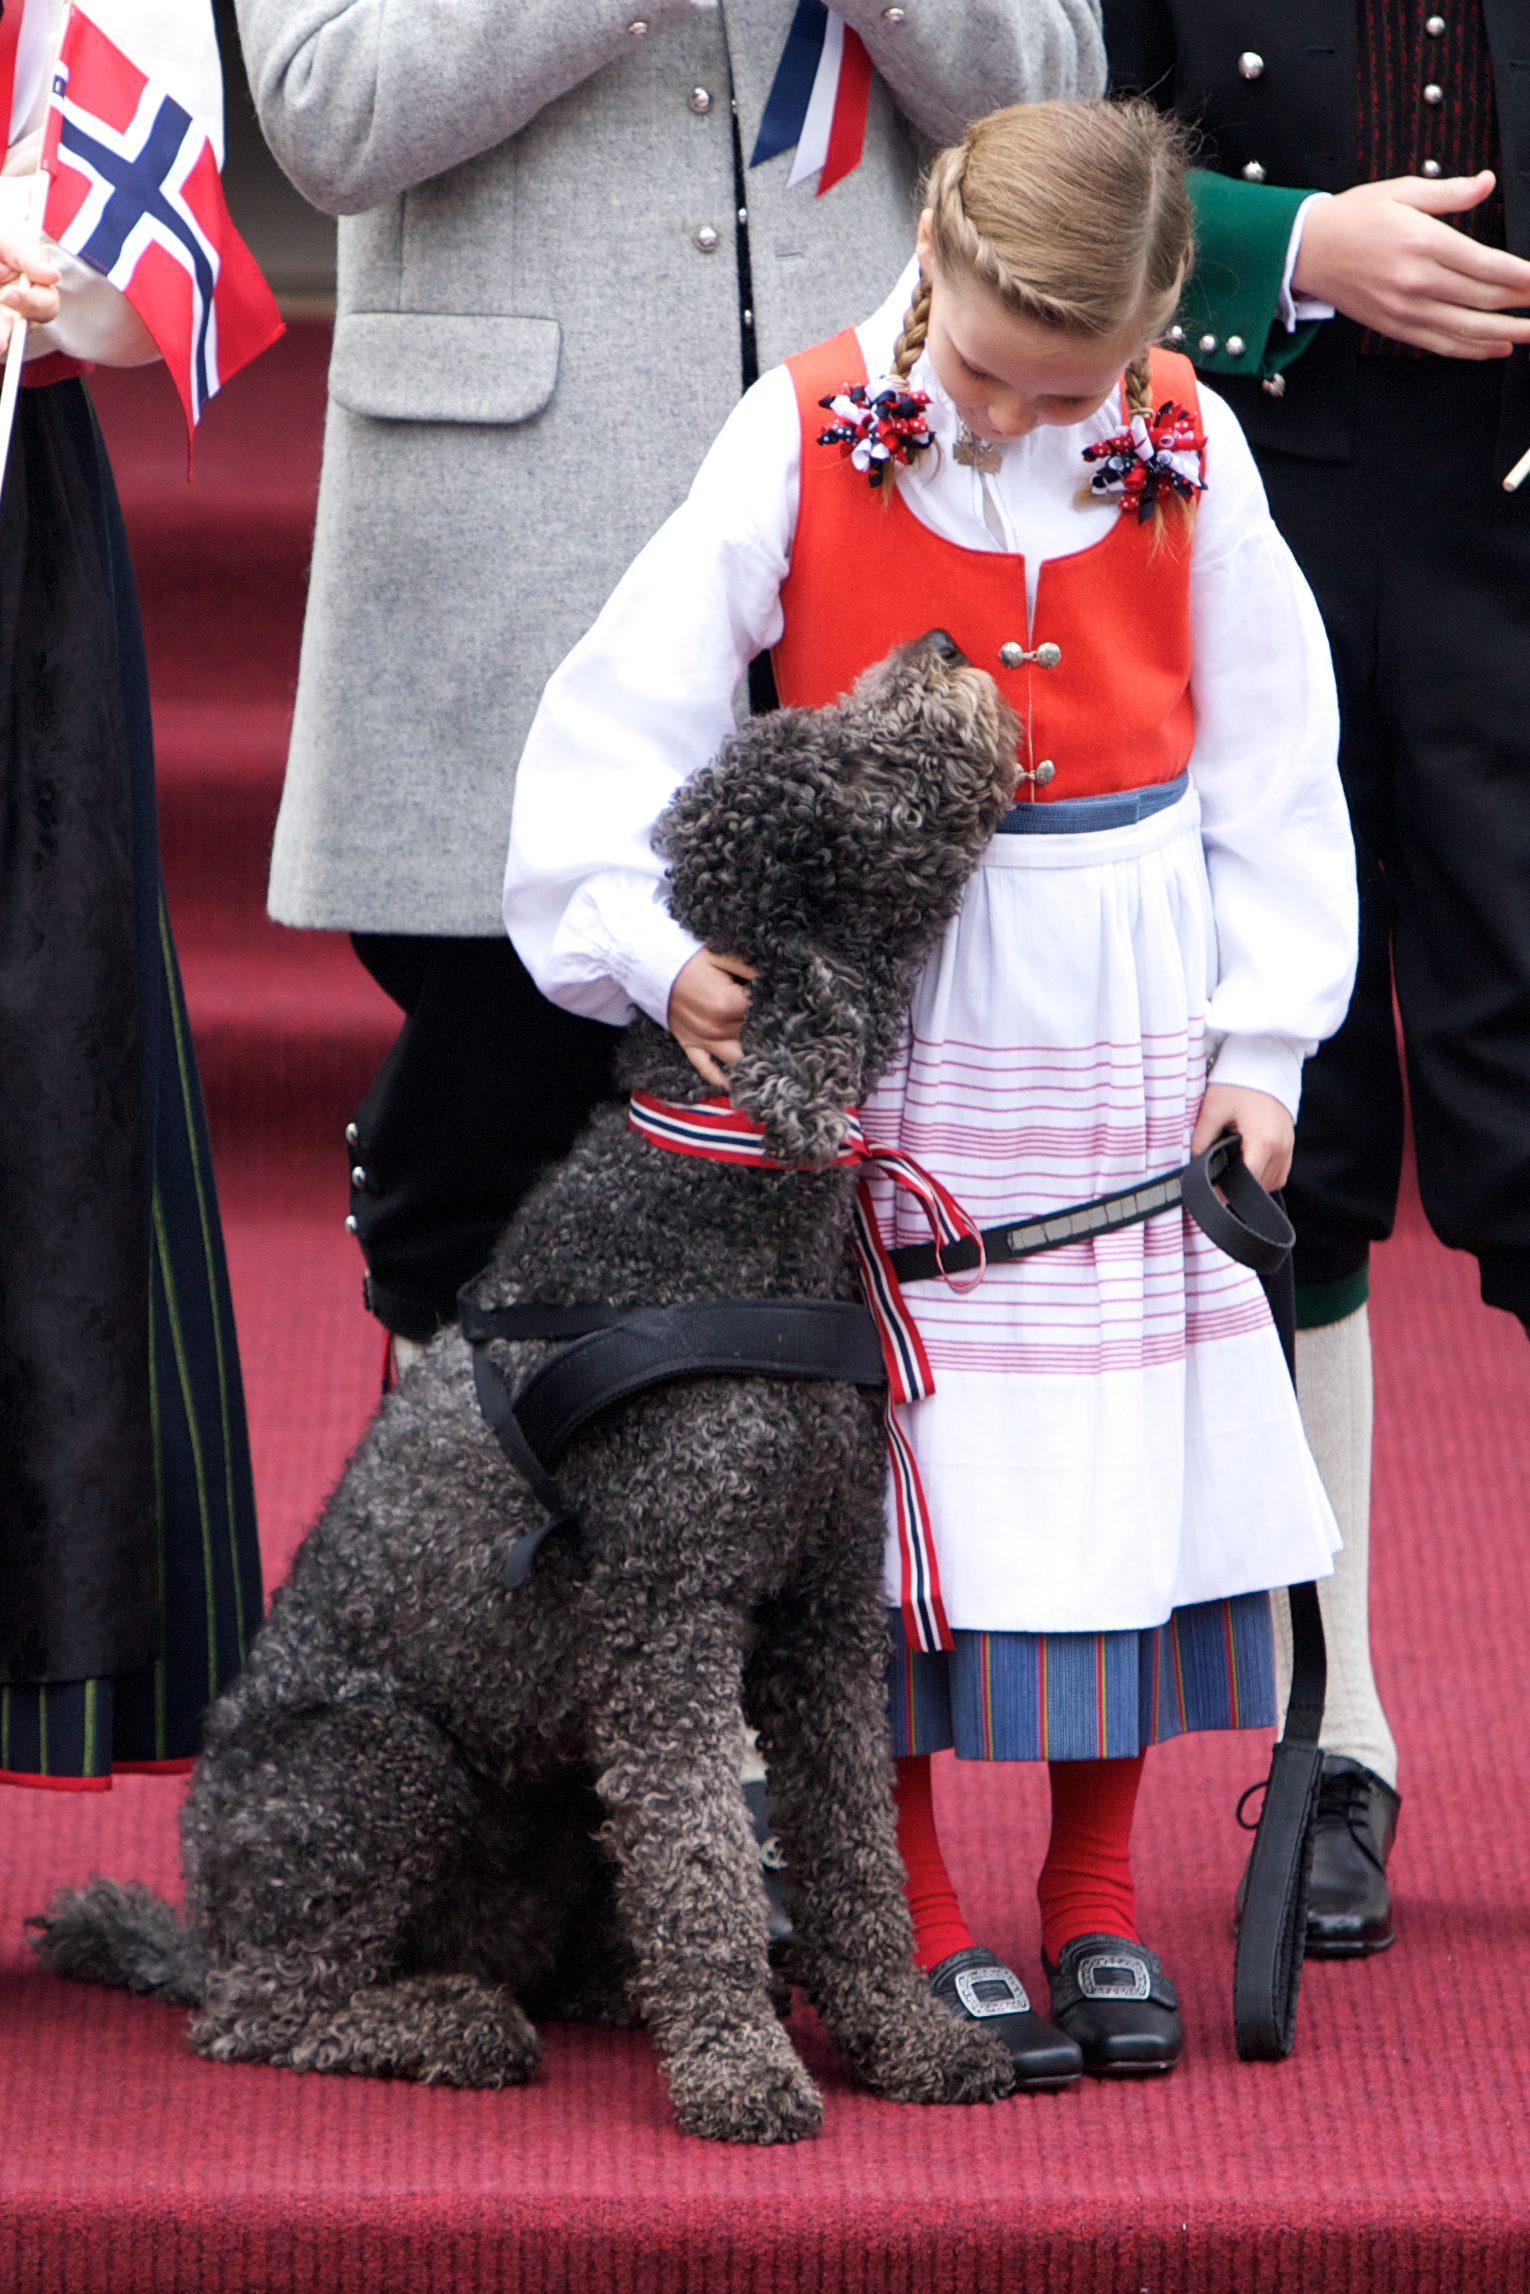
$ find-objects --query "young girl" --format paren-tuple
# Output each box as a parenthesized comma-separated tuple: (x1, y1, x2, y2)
(505, 99, 1356, 2085)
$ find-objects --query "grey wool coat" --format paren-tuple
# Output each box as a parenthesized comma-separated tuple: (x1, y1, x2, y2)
(238, 0, 1106, 934)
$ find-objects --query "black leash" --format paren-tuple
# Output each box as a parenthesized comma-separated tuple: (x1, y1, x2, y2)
(887, 1132, 1293, 1285)
(462, 1128, 1325, 2063)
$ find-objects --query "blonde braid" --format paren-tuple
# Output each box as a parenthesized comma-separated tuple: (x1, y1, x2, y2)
(1123, 349, 1156, 419)
(891, 271, 933, 386)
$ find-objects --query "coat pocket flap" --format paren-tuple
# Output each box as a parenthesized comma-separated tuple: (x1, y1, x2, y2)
(329, 314, 562, 425)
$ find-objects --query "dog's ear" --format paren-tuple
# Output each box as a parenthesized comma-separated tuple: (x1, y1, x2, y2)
(727, 941, 871, 1168)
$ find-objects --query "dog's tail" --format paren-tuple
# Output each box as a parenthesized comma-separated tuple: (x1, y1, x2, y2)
(29, 1877, 208, 2005)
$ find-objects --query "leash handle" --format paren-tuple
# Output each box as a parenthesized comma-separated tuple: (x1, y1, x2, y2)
(1181, 1136, 1294, 1278)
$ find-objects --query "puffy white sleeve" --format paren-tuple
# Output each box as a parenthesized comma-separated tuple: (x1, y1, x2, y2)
(1187, 387, 1357, 1118)
(503, 364, 801, 1030)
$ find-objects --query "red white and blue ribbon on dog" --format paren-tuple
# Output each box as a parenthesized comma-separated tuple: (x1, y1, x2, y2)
(750, 0, 872, 196)
(629, 1091, 984, 1653)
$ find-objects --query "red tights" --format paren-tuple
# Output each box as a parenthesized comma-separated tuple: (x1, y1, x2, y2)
(893, 1749, 1147, 1971)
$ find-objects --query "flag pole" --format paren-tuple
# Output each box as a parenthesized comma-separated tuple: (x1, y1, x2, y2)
(0, 3, 69, 513)
(0, 171, 46, 511)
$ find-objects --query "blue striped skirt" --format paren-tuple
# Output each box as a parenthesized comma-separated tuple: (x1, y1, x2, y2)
(886, 1594, 1275, 1763)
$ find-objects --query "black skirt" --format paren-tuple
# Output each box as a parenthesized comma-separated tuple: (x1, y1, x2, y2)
(0, 376, 262, 1786)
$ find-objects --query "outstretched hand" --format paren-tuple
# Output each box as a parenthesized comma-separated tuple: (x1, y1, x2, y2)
(668, 947, 756, 1088)
(1292, 171, 1530, 359)
(0, 227, 61, 350)
(1190, 1083, 1294, 1193)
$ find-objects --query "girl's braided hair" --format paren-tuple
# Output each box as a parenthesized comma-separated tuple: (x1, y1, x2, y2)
(890, 99, 1196, 450)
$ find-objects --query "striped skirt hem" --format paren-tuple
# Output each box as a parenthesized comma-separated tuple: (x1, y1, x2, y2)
(887, 1593, 1276, 1762)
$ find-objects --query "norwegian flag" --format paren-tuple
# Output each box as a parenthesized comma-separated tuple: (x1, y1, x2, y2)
(40, 3, 281, 446)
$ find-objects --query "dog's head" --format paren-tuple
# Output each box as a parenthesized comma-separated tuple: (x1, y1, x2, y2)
(654, 632, 1019, 1164)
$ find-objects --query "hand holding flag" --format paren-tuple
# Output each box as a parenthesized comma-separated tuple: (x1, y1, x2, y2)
(0, 218, 60, 344)
(38, 0, 282, 455)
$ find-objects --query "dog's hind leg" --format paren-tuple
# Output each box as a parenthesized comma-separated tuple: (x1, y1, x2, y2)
(584, 1608, 824, 2144)
(183, 1699, 541, 2089)
(748, 1528, 1015, 2108)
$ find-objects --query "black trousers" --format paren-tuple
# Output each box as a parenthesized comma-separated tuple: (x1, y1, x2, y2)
(1261, 355, 1530, 1316)
(348, 934, 621, 1339)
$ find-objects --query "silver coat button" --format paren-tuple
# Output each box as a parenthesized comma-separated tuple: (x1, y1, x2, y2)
(1225, 334, 1246, 357)
(694, 226, 720, 252)
(1238, 50, 1264, 77)
(1242, 159, 1266, 182)
(351, 1165, 367, 1188)
(998, 641, 1024, 668)
(1423, 82, 1443, 103)
(344, 1213, 359, 1233)
(1034, 760, 1056, 785)
(345, 1121, 359, 1146)
(1199, 332, 1219, 354)
(1422, 157, 1442, 176)
(689, 87, 712, 112)
(1035, 642, 1061, 668)
(1426, 13, 1446, 31)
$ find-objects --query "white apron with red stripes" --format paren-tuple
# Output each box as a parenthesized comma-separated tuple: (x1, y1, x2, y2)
(859, 785, 1341, 1638)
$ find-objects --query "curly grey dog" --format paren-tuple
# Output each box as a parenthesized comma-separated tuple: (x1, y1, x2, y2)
(36, 632, 1020, 2145)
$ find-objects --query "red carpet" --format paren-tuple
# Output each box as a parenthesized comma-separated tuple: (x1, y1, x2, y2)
(1, 334, 1526, 2290)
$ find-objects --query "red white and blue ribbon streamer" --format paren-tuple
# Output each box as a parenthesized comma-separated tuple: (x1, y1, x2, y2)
(750, 0, 872, 197)
(629, 1091, 984, 1652)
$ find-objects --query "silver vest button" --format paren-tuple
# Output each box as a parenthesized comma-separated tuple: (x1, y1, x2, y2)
(1426, 13, 1446, 32)
(1167, 324, 1186, 345)
(344, 1213, 359, 1233)
(1238, 50, 1264, 77)
(1423, 82, 1444, 103)
(1199, 332, 1219, 354)
(345, 1121, 359, 1146)
(1422, 157, 1442, 176)
(1242, 159, 1267, 182)
(1225, 334, 1246, 357)
(694, 226, 720, 252)
(689, 87, 712, 113)
(351, 1165, 367, 1189)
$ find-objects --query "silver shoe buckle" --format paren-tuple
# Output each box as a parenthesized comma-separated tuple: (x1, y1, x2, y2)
(1076, 1951, 1151, 2002)
(954, 1963, 1031, 2017)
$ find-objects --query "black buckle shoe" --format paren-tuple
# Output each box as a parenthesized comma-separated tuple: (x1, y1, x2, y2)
(927, 1946, 1083, 2090)
(1305, 1756, 1399, 1958)
(1043, 1934, 1183, 2076)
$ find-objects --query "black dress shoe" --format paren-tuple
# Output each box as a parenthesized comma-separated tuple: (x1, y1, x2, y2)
(1233, 1754, 1400, 1958)
(1304, 1756, 1400, 1958)
(927, 1946, 1083, 2089)
(1043, 1934, 1183, 2076)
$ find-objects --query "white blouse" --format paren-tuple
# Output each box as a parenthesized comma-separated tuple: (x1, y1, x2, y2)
(504, 263, 1357, 1117)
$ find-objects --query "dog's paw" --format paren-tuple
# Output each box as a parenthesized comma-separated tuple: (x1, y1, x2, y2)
(841, 1991, 1017, 2106)
(665, 2022, 824, 2145)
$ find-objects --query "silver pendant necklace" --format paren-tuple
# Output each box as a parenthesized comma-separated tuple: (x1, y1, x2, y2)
(953, 422, 1001, 474)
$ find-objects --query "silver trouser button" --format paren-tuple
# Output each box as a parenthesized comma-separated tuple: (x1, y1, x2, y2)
(954, 1963, 1031, 2017)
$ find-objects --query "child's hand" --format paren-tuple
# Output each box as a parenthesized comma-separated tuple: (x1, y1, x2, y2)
(1190, 1083, 1294, 1192)
(668, 948, 755, 1088)
(0, 229, 61, 348)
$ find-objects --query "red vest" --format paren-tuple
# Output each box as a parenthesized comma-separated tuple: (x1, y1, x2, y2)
(773, 332, 1200, 802)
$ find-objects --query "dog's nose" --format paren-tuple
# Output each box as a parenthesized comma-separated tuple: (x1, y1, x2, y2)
(920, 628, 968, 667)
